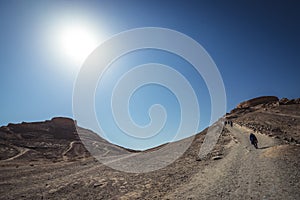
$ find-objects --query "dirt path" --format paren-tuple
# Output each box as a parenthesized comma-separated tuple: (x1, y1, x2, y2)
(164, 124, 298, 199)
(3, 147, 29, 161)
(1, 124, 299, 199)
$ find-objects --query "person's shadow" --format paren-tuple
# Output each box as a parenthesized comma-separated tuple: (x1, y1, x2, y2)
(258, 146, 273, 150)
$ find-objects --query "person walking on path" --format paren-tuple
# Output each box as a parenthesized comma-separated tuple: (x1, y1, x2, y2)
(250, 133, 258, 149)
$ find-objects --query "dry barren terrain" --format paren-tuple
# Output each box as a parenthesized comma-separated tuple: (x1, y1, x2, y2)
(0, 97, 299, 199)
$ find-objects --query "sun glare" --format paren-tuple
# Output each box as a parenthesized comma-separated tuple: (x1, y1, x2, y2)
(58, 24, 99, 64)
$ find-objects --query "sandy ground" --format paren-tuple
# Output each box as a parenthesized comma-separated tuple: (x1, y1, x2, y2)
(0, 127, 226, 200)
(0, 123, 299, 199)
(164, 124, 300, 199)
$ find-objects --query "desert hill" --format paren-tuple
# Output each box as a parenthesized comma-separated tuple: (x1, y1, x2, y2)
(0, 96, 299, 199)
(0, 117, 131, 162)
(227, 96, 300, 144)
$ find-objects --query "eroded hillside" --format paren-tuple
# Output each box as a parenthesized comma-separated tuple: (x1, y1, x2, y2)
(0, 96, 299, 199)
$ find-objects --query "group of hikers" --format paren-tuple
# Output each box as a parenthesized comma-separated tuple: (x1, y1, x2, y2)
(224, 119, 258, 149)
(224, 120, 233, 127)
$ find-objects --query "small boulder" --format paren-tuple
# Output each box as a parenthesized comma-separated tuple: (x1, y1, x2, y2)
(212, 156, 223, 160)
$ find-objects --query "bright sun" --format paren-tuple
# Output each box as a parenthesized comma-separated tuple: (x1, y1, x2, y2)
(58, 24, 99, 64)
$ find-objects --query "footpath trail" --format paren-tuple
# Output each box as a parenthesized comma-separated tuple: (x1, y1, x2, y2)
(3, 147, 29, 162)
(164, 124, 298, 200)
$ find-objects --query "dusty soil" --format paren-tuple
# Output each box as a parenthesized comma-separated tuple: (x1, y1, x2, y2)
(0, 128, 231, 200)
(0, 98, 299, 199)
(231, 103, 300, 144)
(1, 125, 299, 200)
(164, 125, 300, 199)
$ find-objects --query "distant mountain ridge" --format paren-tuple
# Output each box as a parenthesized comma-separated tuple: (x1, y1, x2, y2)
(0, 117, 129, 161)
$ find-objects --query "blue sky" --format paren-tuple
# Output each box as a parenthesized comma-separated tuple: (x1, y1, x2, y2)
(0, 0, 299, 149)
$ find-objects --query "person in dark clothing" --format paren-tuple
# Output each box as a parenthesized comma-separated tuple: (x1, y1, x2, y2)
(250, 133, 258, 149)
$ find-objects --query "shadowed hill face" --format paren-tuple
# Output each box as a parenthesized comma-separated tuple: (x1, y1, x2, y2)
(0, 117, 128, 161)
(1, 117, 78, 140)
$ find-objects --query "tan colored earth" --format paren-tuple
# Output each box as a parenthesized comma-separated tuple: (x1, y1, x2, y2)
(0, 97, 299, 199)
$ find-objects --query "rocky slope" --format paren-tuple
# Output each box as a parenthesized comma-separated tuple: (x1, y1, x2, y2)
(0, 117, 231, 199)
(236, 96, 279, 109)
(0, 117, 130, 162)
(0, 96, 299, 199)
(227, 97, 300, 144)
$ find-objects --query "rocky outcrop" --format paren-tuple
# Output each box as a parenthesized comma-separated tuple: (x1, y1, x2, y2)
(279, 98, 300, 105)
(237, 96, 279, 109)
(0, 117, 129, 161)
(228, 96, 300, 145)
(2, 117, 78, 140)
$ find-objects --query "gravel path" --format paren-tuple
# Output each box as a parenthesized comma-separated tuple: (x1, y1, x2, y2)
(1, 124, 299, 199)
(164, 124, 299, 199)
